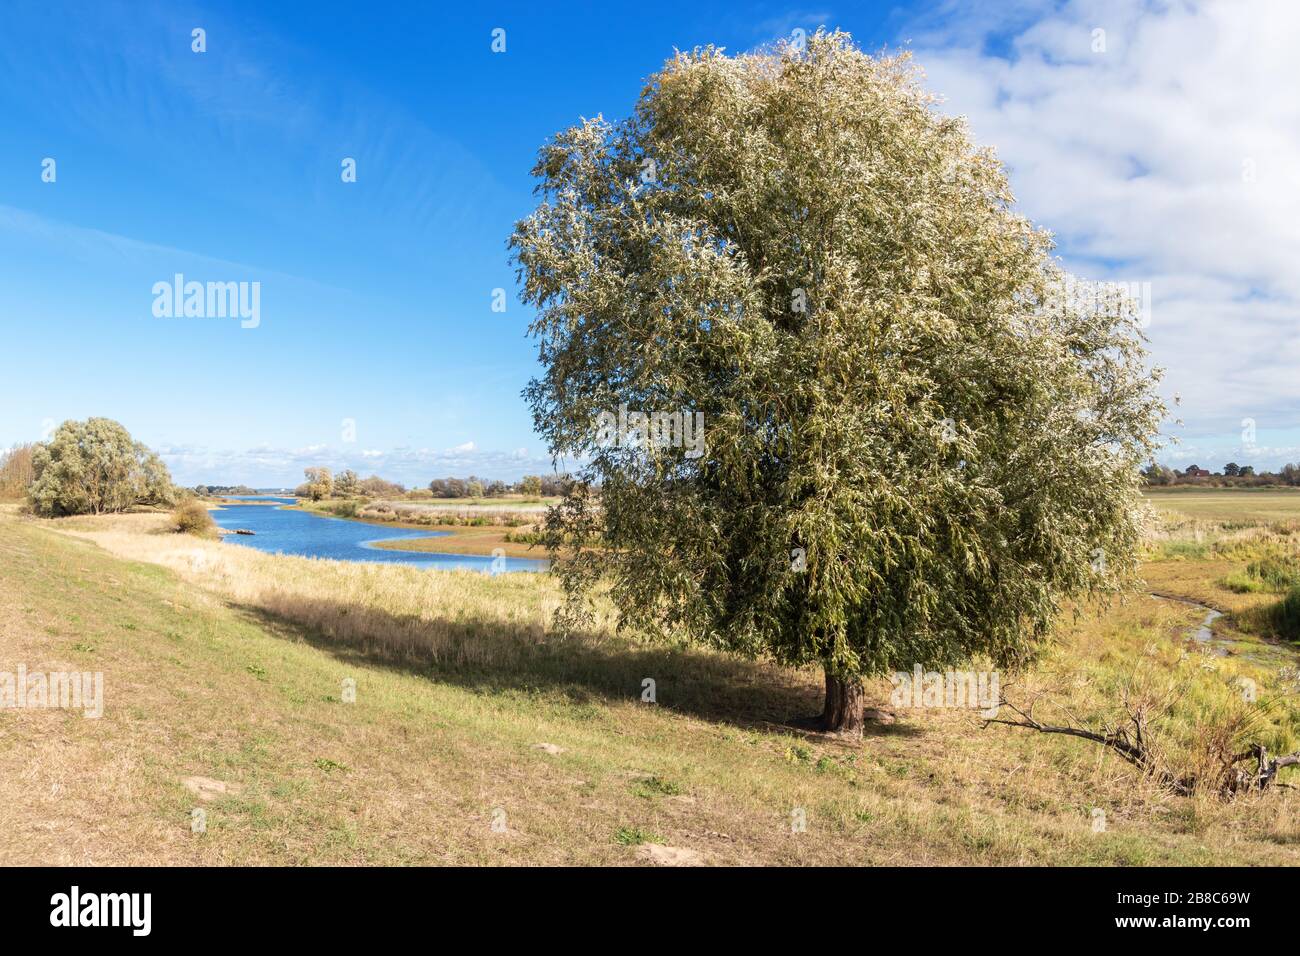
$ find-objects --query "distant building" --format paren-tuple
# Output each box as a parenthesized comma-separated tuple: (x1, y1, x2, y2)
(1183, 466, 1212, 478)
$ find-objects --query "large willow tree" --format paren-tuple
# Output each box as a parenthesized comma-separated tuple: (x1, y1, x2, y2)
(510, 31, 1163, 734)
(29, 418, 175, 517)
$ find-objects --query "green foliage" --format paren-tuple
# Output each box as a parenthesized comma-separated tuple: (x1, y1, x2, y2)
(1221, 572, 1267, 594)
(1221, 553, 1300, 594)
(334, 469, 359, 497)
(613, 826, 662, 846)
(784, 744, 813, 763)
(632, 775, 683, 797)
(1142, 462, 1175, 486)
(1153, 541, 1211, 561)
(28, 418, 175, 516)
(1246, 555, 1300, 592)
(315, 499, 363, 518)
(511, 31, 1165, 681)
(302, 467, 332, 502)
(172, 499, 217, 538)
(1272, 586, 1300, 641)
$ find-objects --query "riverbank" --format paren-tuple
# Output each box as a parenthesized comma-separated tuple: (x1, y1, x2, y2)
(292, 498, 553, 559)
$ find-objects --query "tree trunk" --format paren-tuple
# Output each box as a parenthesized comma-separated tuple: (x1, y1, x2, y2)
(820, 669, 866, 736)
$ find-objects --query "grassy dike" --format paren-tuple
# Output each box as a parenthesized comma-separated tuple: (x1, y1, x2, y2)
(2, 503, 1300, 864)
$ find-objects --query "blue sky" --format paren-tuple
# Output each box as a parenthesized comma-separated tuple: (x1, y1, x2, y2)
(2, 0, 1297, 485)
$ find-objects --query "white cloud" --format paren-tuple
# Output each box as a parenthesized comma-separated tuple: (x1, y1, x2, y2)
(909, 0, 1300, 466)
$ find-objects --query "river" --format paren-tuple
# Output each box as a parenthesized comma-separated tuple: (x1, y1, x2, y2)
(211, 497, 549, 573)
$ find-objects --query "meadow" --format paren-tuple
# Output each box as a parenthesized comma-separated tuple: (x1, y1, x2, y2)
(2, 489, 1300, 865)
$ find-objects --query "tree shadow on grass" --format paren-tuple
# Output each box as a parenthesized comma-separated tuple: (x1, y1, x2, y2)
(227, 595, 920, 742)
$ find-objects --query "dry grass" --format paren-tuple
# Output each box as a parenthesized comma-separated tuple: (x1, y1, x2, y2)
(2, 500, 1299, 865)
(368, 526, 547, 559)
(56, 511, 574, 670)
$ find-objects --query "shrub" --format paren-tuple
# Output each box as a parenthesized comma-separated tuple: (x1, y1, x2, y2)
(1272, 585, 1300, 641)
(324, 499, 362, 518)
(1246, 555, 1300, 592)
(172, 500, 217, 538)
(1222, 572, 1268, 594)
(1221, 554, 1300, 594)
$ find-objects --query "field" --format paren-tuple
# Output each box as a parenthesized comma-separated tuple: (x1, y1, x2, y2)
(2, 490, 1300, 865)
(1144, 487, 1300, 522)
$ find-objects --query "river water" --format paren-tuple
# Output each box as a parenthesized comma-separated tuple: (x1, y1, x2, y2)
(211, 497, 548, 573)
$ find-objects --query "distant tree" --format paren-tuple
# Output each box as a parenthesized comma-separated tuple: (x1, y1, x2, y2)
(518, 475, 543, 498)
(29, 418, 175, 516)
(335, 469, 359, 497)
(1223, 462, 1240, 477)
(511, 31, 1165, 733)
(303, 467, 333, 501)
(466, 479, 485, 498)
(1239, 465, 1255, 477)
(485, 480, 508, 497)
(358, 474, 405, 498)
(0, 443, 36, 499)
(1283, 464, 1300, 486)
(198, 484, 257, 496)
(428, 477, 469, 498)
(1141, 463, 1174, 486)
(538, 474, 571, 497)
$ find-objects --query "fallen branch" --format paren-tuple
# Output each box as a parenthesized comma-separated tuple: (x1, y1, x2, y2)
(983, 696, 1195, 796)
(1225, 744, 1300, 794)
(989, 692, 1300, 797)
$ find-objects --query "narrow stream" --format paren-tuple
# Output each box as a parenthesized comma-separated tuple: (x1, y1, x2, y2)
(1150, 592, 1228, 656)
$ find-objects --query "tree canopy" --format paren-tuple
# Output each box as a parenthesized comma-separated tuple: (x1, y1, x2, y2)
(510, 31, 1164, 732)
(29, 418, 175, 516)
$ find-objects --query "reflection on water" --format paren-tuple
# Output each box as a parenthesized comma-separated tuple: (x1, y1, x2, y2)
(212, 497, 548, 573)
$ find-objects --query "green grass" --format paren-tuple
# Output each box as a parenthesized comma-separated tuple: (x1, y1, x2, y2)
(614, 826, 663, 846)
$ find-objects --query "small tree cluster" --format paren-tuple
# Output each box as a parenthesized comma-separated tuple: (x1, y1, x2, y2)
(300, 467, 333, 501)
(0, 443, 36, 499)
(428, 476, 508, 498)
